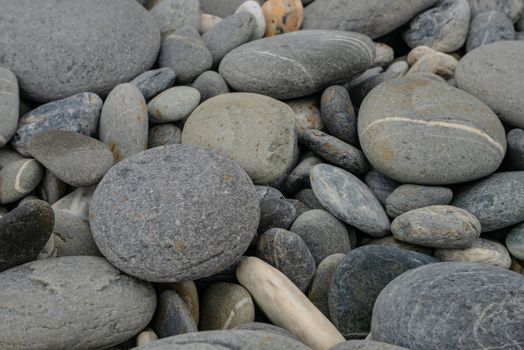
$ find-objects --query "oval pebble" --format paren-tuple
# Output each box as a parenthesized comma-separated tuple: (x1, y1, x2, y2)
(320, 85, 358, 146)
(368, 236, 434, 256)
(364, 170, 400, 205)
(262, 0, 304, 36)
(148, 124, 182, 148)
(147, 86, 201, 123)
(435, 238, 511, 268)
(191, 71, 230, 102)
(385, 184, 453, 218)
(258, 198, 297, 234)
(0, 158, 44, 205)
(0, 67, 19, 147)
(130, 68, 177, 101)
(506, 223, 524, 260)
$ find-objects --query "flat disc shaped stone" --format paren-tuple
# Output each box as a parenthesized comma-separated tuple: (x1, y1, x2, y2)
(89, 144, 259, 282)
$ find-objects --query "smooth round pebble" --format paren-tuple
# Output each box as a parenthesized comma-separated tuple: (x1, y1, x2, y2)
(320, 85, 358, 146)
(235, 0, 266, 39)
(435, 238, 512, 268)
(295, 188, 325, 210)
(258, 198, 297, 234)
(506, 223, 524, 260)
(385, 184, 453, 218)
(364, 170, 400, 205)
(152, 290, 197, 338)
(308, 253, 345, 317)
(255, 185, 285, 201)
(148, 124, 182, 148)
(147, 86, 201, 123)
(199, 13, 223, 34)
(191, 71, 230, 101)
(0, 158, 44, 205)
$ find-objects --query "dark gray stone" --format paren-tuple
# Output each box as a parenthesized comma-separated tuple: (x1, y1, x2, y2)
(219, 30, 375, 100)
(287, 199, 311, 217)
(0, 200, 54, 272)
(152, 290, 197, 338)
(466, 11, 516, 52)
(90, 144, 259, 282)
(468, 0, 523, 22)
(0, 67, 18, 147)
(255, 186, 285, 201)
(358, 74, 507, 184)
(320, 85, 358, 146)
(0, 158, 44, 205)
(0, 0, 160, 102)
(364, 170, 400, 205)
(148, 124, 182, 148)
(329, 245, 438, 339)
(385, 184, 453, 218)
(284, 156, 323, 194)
(191, 71, 230, 101)
(506, 128, 524, 170)
(506, 222, 524, 260)
(258, 198, 298, 233)
(371, 262, 524, 349)
(130, 68, 177, 101)
(234, 322, 300, 341)
(368, 236, 434, 256)
(0, 256, 156, 350)
(295, 188, 325, 210)
(435, 238, 511, 268)
(256, 228, 316, 292)
(330, 340, 410, 350)
(28, 130, 114, 187)
(147, 0, 200, 38)
(310, 164, 390, 237)
(12, 92, 102, 157)
(453, 171, 524, 232)
(38, 170, 67, 205)
(52, 209, 101, 257)
(308, 253, 345, 318)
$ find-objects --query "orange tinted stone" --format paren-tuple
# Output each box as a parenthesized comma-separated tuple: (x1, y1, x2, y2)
(262, 0, 304, 36)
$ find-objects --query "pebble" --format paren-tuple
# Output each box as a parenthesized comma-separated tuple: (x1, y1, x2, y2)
(131, 68, 177, 101)
(235, 0, 266, 39)
(284, 155, 323, 193)
(310, 164, 390, 237)
(262, 0, 304, 36)
(364, 170, 400, 205)
(255, 185, 285, 201)
(368, 236, 434, 256)
(28, 130, 114, 187)
(295, 188, 325, 210)
(0, 158, 44, 205)
(0, 0, 160, 102)
(0, 67, 18, 147)
(200, 0, 264, 18)
(290, 210, 351, 265)
(329, 245, 438, 339)
(453, 171, 524, 232)
(358, 74, 506, 185)
(455, 40, 524, 128)
(435, 238, 512, 268)
(233, 322, 300, 341)
(385, 184, 453, 218)
(287, 199, 311, 217)
(191, 71, 230, 101)
(466, 11, 516, 52)
(506, 223, 524, 260)
(52, 186, 96, 222)
(148, 124, 182, 148)
(199, 282, 255, 330)
(236, 257, 345, 350)
(147, 0, 200, 38)
(331, 340, 410, 350)
(137, 329, 158, 347)
(0, 148, 25, 168)
(0, 200, 54, 272)
(403, 0, 471, 53)
(373, 43, 395, 67)
(90, 144, 259, 282)
(256, 228, 316, 292)
(0, 256, 156, 350)
(52, 209, 101, 257)
(468, 0, 523, 23)
(199, 13, 223, 33)
(308, 254, 345, 317)
(181, 93, 297, 185)
(406, 52, 459, 78)
(506, 128, 524, 170)
(12, 92, 103, 157)
(99, 83, 149, 161)
(371, 262, 524, 349)
(258, 198, 298, 233)
(219, 30, 375, 100)
(287, 97, 324, 139)
(38, 170, 67, 205)
(320, 86, 358, 146)
(511, 258, 524, 274)
(147, 86, 201, 123)
(163, 280, 200, 325)
(152, 290, 197, 338)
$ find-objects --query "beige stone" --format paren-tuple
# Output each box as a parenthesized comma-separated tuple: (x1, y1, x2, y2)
(136, 328, 158, 347)
(199, 13, 222, 33)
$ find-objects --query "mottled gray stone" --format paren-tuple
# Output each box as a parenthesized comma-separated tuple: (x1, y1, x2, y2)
(12, 92, 102, 157)
(308, 253, 345, 317)
(38, 170, 67, 205)
(258, 198, 298, 234)
(320, 85, 358, 146)
(385, 184, 453, 218)
(435, 238, 511, 268)
(391, 205, 481, 248)
(0, 67, 18, 147)
(303, 0, 438, 39)
(148, 86, 201, 123)
(99, 83, 148, 162)
(368, 236, 434, 256)
(506, 128, 524, 170)
(0, 200, 54, 272)
(456, 41, 524, 128)
(90, 144, 259, 282)
(256, 228, 316, 292)
(234, 322, 300, 341)
(506, 223, 524, 260)
(466, 11, 516, 52)
(295, 188, 325, 210)
(219, 30, 375, 100)
(152, 290, 197, 338)
(52, 209, 101, 257)
(130, 68, 177, 101)
(148, 124, 182, 148)
(285, 156, 323, 193)
(255, 186, 285, 201)
(52, 186, 96, 222)
(290, 210, 351, 265)
(0, 256, 156, 350)
(468, 0, 523, 22)
(364, 170, 400, 205)
(453, 172, 524, 232)
(330, 340, 410, 350)
(358, 74, 507, 184)
(0, 0, 160, 102)
(0, 158, 43, 205)
(192, 70, 230, 101)
(148, 0, 200, 38)
(159, 27, 213, 83)
(371, 262, 524, 349)
(310, 164, 390, 237)
(287, 199, 311, 217)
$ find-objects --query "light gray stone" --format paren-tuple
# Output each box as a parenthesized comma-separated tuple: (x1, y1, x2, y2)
(52, 186, 96, 222)
(0, 67, 18, 147)
(506, 222, 524, 260)
(467, 0, 523, 22)
(466, 11, 516, 52)
(147, 0, 200, 38)
(192, 70, 230, 101)
(148, 86, 201, 123)
(52, 209, 101, 257)
(234, 322, 300, 341)
(385, 184, 453, 218)
(0, 158, 43, 205)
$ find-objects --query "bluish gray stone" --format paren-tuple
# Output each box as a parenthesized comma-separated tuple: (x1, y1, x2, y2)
(330, 340, 410, 350)
(192, 71, 230, 101)
(385, 184, 453, 218)
(0, 67, 18, 147)
(506, 222, 524, 260)
(506, 128, 524, 170)
(147, 0, 200, 38)
(0, 158, 44, 205)
(152, 290, 197, 338)
(364, 170, 401, 205)
(258, 198, 298, 234)
(148, 124, 182, 148)
(284, 156, 323, 194)
(130, 68, 177, 101)
(148, 86, 201, 123)
(320, 85, 358, 146)
(468, 0, 523, 22)
(466, 11, 516, 52)
(308, 253, 345, 317)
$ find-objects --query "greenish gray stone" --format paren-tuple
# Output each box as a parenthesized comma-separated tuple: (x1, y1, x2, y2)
(258, 198, 297, 234)
(148, 86, 201, 123)
(385, 184, 453, 218)
(191, 70, 230, 101)
(308, 253, 345, 318)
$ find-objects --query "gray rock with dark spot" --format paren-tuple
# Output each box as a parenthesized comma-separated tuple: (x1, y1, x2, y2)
(12, 92, 102, 157)
(295, 188, 325, 210)
(219, 30, 375, 100)
(284, 156, 323, 194)
(90, 144, 259, 282)
(38, 170, 67, 205)
(330, 340, 410, 350)
(329, 245, 438, 339)
(0, 256, 156, 350)
(506, 128, 524, 170)
(466, 11, 516, 52)
(192, 71, 230, 101)
(148, 0, 200, 38)
(385, 184, 453, 218)
(234, 322, 300, 341)
(435, 238, 511, 268)
(255, 186, 285, 201)
(52, 209, 101, 257)
(468, 0, 523, 22)
(0, 67, 18, 147)
(365, 170, 401, 205)
(320, 85, 358, 146)
(371, 262, 524, 349)
(130, 68, 177, 101)
(0, 158, 44, 205)
(148, 124, 182, 148)
(258, 198, 298, 233)
(506, 222, 524, 260)
(152, 290, 197, 338)
(310, 164, 390, 237)
(308, 253, 345, 317)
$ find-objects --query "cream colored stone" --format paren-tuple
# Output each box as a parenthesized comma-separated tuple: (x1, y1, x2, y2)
(136, 328, 158, 347)
(407, 52, 459, 79)
(373, 42, 394, 67)
(435, 238, 512, 268)
(407, 45, 438, 65)
(199, 13, 223, 34)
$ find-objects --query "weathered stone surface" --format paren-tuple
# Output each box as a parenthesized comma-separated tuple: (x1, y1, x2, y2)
(90, 144, 259, 282)
(234, 322, 300, 341)
(371, 262, 524, 349)
(506, 223, 524, 260)
(52, 209, 101, 257)
(0, 0, 160, 102)
(0, 256, 156, 350)
(148, 86, 201, 123)
(152, 290, 197, 338)
(320, 85, 358, 146)
(147, 0, 200, 38)
(466, 11, 516, 52)
(287, 97, 324, 140)
(364, 170, 400, 205)
(219, 30, 375, 100)
(435, 238, 512, 268)
(258, 198, 297, 233)
(308, 253, 345, 317)
(506, 128, 524, 170)
(148, 124, 182, 148)
(329, 246, 437, 339)
(191, 71, 230, 101)
(38, 170, 67, 205)
(130, 68, 177, 101)
(358, 74, 507, 184)
(330, 340, 410, 350)
(468, 0, 523, 22)
(385, 184, 453, 218)
(52, 186, 96, 222)
(235, 0, 266, 39)
(0, 67, 18, 147)
(0, 158, 43, 205)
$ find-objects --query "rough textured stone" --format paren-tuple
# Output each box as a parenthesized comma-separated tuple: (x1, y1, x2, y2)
(148, 86, 201, 123)
(435, 238, 512, 268)
(148, 124, 182, 148)
(320, 85, 358, 146)
(466, 11, 516, 52)
(385, 184, 453, 218)
(358, 74, 507, 185)
(284, 156, 323, 193)
(219, 30, 375, 100)
(181, 93, 297, 185)
(258, 198, 298, 233)
(506, 128, 524, 170)
(52, 186, 96, 222)
(371, 262, 524, 349)
(506, 223, 524, 260)
(0, 158, 44, 205)
(152, 291, 197, 338)
(191, 71, 230, 101)
(308, 253, 345, 317)
(234, 322, 300, 341)
(38, 170, 67, 205)
(90, 144, 259, 282)
(364, 170, 400, 205)
(262, 0, 304, 36)
(0, 67, 18, 147)
(147, 0, 200, 38)
(52, 209, 101, 257)
(468, 0, 523, 22)
(310, 164, 390, 237)
(0, 0, 160, 102)
(287, 97, 324, 140)
(0, 256, 156, 350)
(130, 68, 177, 101)
(330, 340, 410, 350)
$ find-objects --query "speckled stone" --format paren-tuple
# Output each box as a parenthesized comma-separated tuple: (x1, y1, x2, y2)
(284, 156, 323, 193)
(148, 86, 201, 123)
(0, 0, 160, 102)
(0, 256, 156, 350)
(358, 74, 507, 185)
(468, 0, 523, 22)
(287, 97, 324, 140)
(453, 172, 524, 232)
(371, 262, 524, 349)
(152, 290, 197, 338)
(28, 130, 114, 187)
(191, 71, 230, 101)
(256, 228, 316, 292)
(52, 186, 96, 222)
(435, 238, 511, 268)
(0, 200, 54, 272)
(308, 253, 345, 317)
(506, 128, 524, 170)
(0, 158, 44, 205)
(368, 236, 434, 256)
(320, 85, 358, 146)
(181, 93, 297, 185)
(12, 92, 102, 157)
(330, 340, 410, 350)
(148, 124, 182, 148)
(385, 184, 453, 218)
(262, 0, 304, 36)
(52, 209, 101, 257)
(147, 0, 200, 38)
(38, 170, 67, 205)
(234, 322, 300, 341)
(90, 144, 259, 282)
(219, 30, 375, 100)
(255, 186, 285, 201)
(99, 83, 148, 162)
(403, 0, 471, 53)
(466, 11, 516, 52)
(302, 0, 438, 39)
(295, 188, 325, 210)
(130, 68, 177, 101)
(310, 164, 390, 237)
(290, 210, 350, 265)
(258, 198, 298, 234)
(235, 1, 266, 39)
(0, 67, 18, 147)
(506, 223, 524, 260)
(364, 170, 401, 205)
(329, 246, 438, 339)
